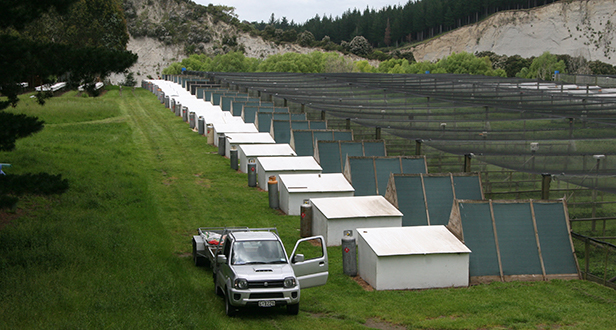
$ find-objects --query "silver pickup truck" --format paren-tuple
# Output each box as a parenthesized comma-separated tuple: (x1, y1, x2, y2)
(192, 227, 328, 316)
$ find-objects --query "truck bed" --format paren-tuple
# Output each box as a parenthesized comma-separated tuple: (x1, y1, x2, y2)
(193, 227, 279, 266)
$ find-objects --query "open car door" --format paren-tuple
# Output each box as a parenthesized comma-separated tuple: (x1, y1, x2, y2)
(290, 236, 328, 289)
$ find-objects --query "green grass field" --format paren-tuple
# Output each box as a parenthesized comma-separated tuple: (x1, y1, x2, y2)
(1, 87, 616, 329)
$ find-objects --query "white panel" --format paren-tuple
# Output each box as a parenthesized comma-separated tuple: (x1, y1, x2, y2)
(375, 254, 469, 290)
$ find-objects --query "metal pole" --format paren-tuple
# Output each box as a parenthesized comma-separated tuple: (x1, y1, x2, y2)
(592, 155, 604, 230)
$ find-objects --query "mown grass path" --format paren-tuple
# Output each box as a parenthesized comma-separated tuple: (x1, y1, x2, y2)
(1, 87, 615, 329)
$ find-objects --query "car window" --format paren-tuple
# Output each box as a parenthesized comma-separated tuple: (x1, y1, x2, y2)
(232, 240, 287, 265)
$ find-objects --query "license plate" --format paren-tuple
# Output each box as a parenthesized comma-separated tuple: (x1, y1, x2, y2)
(258, 300, 276, 307)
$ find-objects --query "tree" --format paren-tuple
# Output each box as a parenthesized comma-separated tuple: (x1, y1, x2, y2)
(347, 36, 372, 56)
(1, 0, 137, 146)
(525, 52, 566, 80)
(589, 60, 616, 75)
(0, 0, 132, 208)
(434, 52, 506, 76)
(384, 18, 391, 47)
(500, 54, 531, 77)
(297, 30, 316, 47)
(1, 0, 137, 110)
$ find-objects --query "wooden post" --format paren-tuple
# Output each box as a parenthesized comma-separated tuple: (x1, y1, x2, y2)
(464, 154, 472, 172)
(584, 238, 589, 280)
(604, 246, 609, 285)
(541, 173, 551, 200)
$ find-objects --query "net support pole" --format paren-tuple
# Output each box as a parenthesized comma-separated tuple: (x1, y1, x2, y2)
(375, 127, 381, 140)
(592, 155, 604, 230)
(464, 154, 472, 172)
(346, 118, 351, 130)
(541, 173, 551, 200)
(415, 139, 422, 155)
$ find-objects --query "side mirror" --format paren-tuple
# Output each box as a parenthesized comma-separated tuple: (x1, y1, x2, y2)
(217, 254, 227, 264)
(293, 254, 304, 263)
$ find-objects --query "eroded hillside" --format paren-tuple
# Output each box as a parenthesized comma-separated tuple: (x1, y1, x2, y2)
(410, 0, 616, 65)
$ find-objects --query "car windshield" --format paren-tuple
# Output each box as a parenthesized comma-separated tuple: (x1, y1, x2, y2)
(231, 240, 287, 265)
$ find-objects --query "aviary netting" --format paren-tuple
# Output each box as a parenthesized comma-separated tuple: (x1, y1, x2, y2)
(189, 71, 616, 194)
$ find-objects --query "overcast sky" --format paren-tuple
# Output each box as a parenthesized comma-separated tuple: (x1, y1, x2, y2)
(194, 0, 401, 24)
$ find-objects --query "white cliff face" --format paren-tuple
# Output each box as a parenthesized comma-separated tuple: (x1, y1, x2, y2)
(114, 0, 616, 85)
(410, 0, 616, 64)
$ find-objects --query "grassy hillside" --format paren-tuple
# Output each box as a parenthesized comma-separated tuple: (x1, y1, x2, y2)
(1, 87, 615, 329)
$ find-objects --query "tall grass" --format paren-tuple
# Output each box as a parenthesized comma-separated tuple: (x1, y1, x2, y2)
(1, 87, 615, 329)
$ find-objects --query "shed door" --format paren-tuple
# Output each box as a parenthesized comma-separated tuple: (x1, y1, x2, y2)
(290, 236, 329, 289)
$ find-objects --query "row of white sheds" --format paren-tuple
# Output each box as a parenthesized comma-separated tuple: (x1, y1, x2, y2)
(148, 78, 472, 291)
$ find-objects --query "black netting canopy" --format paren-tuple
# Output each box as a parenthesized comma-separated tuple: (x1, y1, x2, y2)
(189, 72, 616, 193)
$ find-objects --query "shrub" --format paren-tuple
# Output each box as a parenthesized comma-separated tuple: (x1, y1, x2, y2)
(297, 31, 315, 47)
(347, 36, 372, 56)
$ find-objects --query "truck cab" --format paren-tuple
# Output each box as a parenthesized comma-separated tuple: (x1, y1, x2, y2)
(210, 229, 328, 316)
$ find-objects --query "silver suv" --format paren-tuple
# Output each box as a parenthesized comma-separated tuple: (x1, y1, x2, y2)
(214, 230, 328, 316)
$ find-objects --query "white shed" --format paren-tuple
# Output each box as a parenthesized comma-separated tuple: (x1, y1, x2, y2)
(256, 156, 322, 191)
(357, 226, 471, 290)
(310, 196, 403, 246)
(212, 123, 259, 146)
(278, 173, 355, 216)
(238, 144, 297, 173)
(224, 133, 276, 159)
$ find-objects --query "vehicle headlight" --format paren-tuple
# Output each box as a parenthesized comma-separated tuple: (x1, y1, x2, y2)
(234, 278, 248, 290)
(284, 277, 296, 288)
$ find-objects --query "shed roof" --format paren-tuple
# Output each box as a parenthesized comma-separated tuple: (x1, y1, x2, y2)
(357, 226, 471, 256)
(279, 173, 354, 193)
(310, 195, 402, 219)
(213, 122, 259, 134)
(225, 133, 276, 144)
(257, 156, 322, 171)
(239, 144, 297, 157)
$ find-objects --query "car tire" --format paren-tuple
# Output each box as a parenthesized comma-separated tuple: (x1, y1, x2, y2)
(225, 291, 236, 317)
(287, 303, 299, 315)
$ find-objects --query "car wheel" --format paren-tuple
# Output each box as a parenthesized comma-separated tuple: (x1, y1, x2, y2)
(287, 302, 299, 315)
(225, 291, 236, 317)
